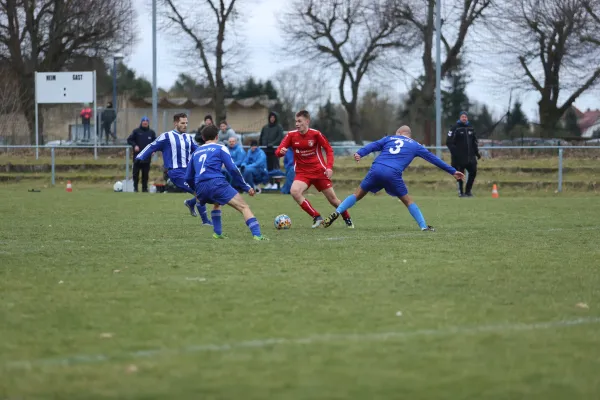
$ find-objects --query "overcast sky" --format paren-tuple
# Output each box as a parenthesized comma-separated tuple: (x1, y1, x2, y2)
(126, 0, 599, 122)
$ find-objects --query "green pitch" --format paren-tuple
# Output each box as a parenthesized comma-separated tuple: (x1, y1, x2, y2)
(1, 185, 599, 399)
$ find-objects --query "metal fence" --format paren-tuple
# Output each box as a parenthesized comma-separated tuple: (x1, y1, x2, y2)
(0, 145, 599, 193)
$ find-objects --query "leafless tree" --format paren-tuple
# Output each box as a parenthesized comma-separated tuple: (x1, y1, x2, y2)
(0, 0, 136, 145)
(394, 0, 492, 144)
(160, 0, 246, 121)
(281, 0, 418, 144)
(0, 67, 26, 144)
(272, 67, 330, 129)
(492, 0, 600, 133)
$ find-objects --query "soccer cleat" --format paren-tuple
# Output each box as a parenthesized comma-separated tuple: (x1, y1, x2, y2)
(421, 225, 436, 232)
(344, 218, 355, 228)
(184, 200, 197, 217)
(464, 192, 474, 197)
(253, 235, 270, 241)
(212, 233, 228, 239)
(312, 215, 324, 228)
(202, 221, 214, 226)
(322, 212, 339, 228)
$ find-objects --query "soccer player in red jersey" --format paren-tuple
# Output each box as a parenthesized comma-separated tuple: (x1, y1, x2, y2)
(275, 110, 354, 228)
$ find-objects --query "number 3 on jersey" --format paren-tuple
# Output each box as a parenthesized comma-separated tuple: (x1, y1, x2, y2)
(389, 139, 404, 154)
(198, 153, 207, 174)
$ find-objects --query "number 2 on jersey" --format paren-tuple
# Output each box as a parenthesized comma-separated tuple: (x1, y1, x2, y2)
(389, 139, 404, 154)
(198, 153, 207, 174)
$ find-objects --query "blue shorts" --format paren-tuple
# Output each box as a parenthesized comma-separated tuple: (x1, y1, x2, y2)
(168, 169, 194, 194)
(360, 165, 408, 197)
(196, 178, 239, 206)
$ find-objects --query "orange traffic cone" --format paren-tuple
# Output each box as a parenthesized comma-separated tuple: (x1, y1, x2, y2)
(66, 180, 72, 192)
(492, 184, 499, 198)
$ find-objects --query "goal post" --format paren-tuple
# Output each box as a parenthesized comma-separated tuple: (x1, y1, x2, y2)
(34, 71, 96, 159)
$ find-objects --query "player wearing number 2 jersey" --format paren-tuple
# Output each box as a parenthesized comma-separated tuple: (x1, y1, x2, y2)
(275, 110, 353, 228)
(323, 126, 464, 231)
(185, 125, 268, 241)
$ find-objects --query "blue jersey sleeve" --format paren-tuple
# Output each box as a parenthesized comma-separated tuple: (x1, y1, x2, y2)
(221, 148, 251, 192)
(417, 146, 456, 175)
(136, 133, 167, 161)
(356, 137, 388, 157)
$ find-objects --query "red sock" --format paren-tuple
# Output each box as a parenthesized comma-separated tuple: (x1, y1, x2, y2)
(341, 210, 351, 220)
(300, 199, 320, 218)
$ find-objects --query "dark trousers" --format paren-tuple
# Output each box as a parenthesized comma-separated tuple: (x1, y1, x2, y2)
(265, 147, 280, 183)
(133, 161, 151, 192)
(454, 161, 477, 194)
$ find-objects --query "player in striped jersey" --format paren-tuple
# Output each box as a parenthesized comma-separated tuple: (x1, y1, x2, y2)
(135, 113, 211, 225)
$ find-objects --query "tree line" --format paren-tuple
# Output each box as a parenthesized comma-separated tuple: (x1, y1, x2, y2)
(1, 0, 599, 144)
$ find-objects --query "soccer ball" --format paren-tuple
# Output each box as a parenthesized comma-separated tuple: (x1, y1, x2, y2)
(113, 181, 123, 192)
(274, 214, 292, 230)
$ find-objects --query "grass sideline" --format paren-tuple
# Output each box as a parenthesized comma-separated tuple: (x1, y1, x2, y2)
(1, 185, 600, 399)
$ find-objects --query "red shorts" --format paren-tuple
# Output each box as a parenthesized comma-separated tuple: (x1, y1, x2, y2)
(294, 174, 333, 192)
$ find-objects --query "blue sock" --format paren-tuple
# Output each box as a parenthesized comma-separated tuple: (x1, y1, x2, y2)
(197, 203, 210, 224)
(336, 194, 357, 214)
(211, 210, 222, 235)
(245, 217, 261, 237)
(407, 203, 427, 229)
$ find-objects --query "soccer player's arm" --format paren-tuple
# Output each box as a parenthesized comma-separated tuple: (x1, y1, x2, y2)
(136, 134, 166, 161)
(316, 132, 334, 169)
(356, 137, 387, 157)
(191, 139, 199, 153)
(417, 146, 456, 175)
(184, 154, 196, 189)
(275, 133, 291, 157)
(222, 147, 252, 192)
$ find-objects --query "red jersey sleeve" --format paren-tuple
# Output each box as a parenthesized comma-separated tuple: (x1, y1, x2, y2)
(316, 131, 334, 169)
(275, 133, 292, 157)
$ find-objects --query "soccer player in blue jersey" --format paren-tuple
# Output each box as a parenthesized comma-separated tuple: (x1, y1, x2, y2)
(136, 113, 211, 225)
(323, 126, 464, 231)
(185, 125, 268, 241)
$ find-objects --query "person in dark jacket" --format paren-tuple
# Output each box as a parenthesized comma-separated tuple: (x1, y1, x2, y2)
(101, 102, 117, 144)
(259, 111, 284, 189)
(127, 116, 157, 192)
(446, 111, 481, 197)
(194, 114, 214, 145)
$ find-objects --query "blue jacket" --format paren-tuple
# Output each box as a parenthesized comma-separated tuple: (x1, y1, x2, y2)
(228, 144, 246, 167)
(242, 148, 267, 170)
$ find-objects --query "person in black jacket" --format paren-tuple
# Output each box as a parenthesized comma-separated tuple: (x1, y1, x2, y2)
(194, 114, 213, 145)
(259, 111, 284, 189)
(127, 116, 157, 192)
(446, 111, 481, 197)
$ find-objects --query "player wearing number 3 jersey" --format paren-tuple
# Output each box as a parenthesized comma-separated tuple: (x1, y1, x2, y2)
(323, 126, 465, 231)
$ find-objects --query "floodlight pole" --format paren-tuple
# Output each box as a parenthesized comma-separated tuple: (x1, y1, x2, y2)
(152, 0, 158, 132)
(435, 0, 442, 157)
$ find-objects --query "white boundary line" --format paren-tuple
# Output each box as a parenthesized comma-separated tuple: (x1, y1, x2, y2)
(4, 317, 600, 369)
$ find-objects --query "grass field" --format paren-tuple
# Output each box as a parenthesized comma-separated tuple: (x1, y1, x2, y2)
(1, 184, 600, 399)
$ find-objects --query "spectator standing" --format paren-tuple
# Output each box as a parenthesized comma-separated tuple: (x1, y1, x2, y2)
(195, 114, 214, 145)
(80, 104, 92, 141)
(259, 111, 284, 189)
(446, 111, 481, 197)
(218, 120, 238, 145)
(127, 116, 157, 192)
(241, 140, 268, 190)
(101, 102, 117, 144)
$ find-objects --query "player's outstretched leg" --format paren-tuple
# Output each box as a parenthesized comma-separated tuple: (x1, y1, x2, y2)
(197, 202, 213, 225)
(210, 205, 227, 239)
(290, 180, 323, 228)
(323, 188, 368, 228)
(399, 195, 435, 231)
(322, 187, 355, 228)
(227, 193, 269, 240)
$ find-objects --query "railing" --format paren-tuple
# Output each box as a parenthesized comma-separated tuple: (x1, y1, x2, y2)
(1, 145, 599, 193)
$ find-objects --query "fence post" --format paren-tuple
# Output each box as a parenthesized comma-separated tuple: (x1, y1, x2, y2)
(125, 147, 130, 189)
(558, 147, 563, 193)
(51, 147, 55, 186)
